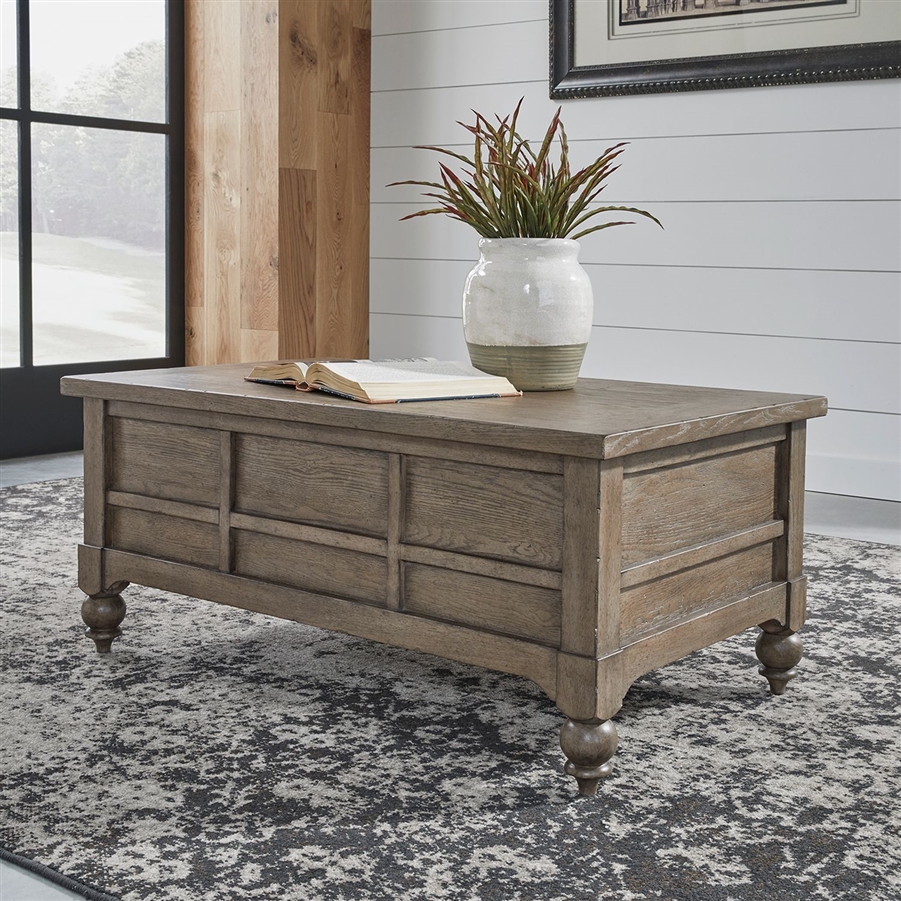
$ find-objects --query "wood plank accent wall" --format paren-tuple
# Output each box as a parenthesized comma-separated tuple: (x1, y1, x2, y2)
(185, 0, 370, 366)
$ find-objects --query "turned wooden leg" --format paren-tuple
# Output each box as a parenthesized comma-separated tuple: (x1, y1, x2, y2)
(755, 621, 803, 695)
(559, 718, 618, 796)
(81, 582, 129, 654)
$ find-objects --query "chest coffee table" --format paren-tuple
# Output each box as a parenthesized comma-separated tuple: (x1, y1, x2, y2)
(62, 364, 827, 795)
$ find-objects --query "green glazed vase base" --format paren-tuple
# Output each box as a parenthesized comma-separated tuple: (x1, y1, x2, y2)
(467, 342, 588, 391)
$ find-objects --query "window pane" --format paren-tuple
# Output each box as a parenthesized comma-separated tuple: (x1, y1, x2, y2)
(31, 123, 166, 366)
(29, 0, 165, 122)
(0, 0, 16, 107)
(1, 119, 19, 368)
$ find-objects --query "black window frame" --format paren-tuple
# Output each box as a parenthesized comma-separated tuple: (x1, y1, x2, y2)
(0, 0, 184, 458)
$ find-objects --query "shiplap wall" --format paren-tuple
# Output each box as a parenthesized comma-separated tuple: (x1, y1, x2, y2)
(369, 0, 901, 501)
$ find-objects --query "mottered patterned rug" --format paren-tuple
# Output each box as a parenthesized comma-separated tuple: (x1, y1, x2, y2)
(1, 478, 899, 901)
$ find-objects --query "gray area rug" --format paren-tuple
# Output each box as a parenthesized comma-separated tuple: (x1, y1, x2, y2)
(1, 478, 899, 901)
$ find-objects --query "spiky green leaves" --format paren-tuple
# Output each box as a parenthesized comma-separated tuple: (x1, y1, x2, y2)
(388, 99, 662, 240)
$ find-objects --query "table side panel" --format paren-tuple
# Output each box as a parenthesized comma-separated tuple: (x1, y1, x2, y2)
(110, 417, 221, 506)
(612, 426, 797, 666)
(620, 541, 777, 643)
(107, 507, 220, 569)
(234, 433, 390, 537)
(104, 400, 565, 474)
(403, 563, 562, 647)
(99, 548, 560, 700)
(615, 583, 790, 696)
(100, 404, 569, 657)
(233, 529, 387, 607)
(93, 396, 813, 715)
(403, 457, 564, 569)
(621, 441, 780, 567)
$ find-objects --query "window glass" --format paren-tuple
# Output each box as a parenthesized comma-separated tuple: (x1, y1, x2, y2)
(31, 123, 166, 365)
(0, 119, 19, 367)
(0, 0, 16, 107)
(29, 0, 165, 122)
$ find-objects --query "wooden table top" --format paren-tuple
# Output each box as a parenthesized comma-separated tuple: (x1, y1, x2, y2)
(61, 363, 827, 459)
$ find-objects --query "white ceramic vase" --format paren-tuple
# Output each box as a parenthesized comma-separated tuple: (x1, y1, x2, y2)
(462, 237, 593, 391)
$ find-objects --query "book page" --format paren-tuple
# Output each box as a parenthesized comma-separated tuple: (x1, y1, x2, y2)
(317, 360, 494, 385)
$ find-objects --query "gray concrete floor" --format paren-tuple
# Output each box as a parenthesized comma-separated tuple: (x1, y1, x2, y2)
(1, 452, 898, 900)
(0, 861, 85, 901)
(0, 451, 83, 488)
(804, 490, 901, 546)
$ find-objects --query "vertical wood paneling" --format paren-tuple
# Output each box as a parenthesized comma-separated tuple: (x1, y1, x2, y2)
(240, 0, 279, 333)
(185, 0, 370, 367)
(185, 0, 205, 322)
(240, 328, 280, 362)
(279, 0, 319, 170)
(278, 167, 317, 356)
(315, 110, 353, 356)
(204, 111, 242, 364)
(349, 20, 371, 356)
(203, 1, 241, 112)
(278, 0, 370, 359)
(318, 0, 352, 115)
(184, 306, 204, 366)
(350, 26, 371, 209)
(352, 0, 372, 29)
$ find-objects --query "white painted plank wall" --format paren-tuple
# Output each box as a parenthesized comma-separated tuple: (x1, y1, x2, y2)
(369, 0, 901, 501)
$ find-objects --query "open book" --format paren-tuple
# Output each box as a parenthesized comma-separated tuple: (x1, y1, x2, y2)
(244, 359, 522, 404)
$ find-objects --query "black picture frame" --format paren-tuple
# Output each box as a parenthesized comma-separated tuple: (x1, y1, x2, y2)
(550, 0, 901, 99)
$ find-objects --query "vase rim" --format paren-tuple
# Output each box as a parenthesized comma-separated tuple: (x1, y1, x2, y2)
(478, 237, 579, 246)
(479, 237, 581, 250)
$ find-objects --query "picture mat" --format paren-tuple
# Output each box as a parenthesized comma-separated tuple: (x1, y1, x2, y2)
(575, 0, 900, 66)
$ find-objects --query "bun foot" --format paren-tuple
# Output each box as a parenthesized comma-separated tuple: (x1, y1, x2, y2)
(756, 622, 803, 695)
(81, 582, 129, 653)
(559, 718, 618, 796)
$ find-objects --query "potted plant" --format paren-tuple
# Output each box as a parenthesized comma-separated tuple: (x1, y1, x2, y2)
(389, 99, 662, 390)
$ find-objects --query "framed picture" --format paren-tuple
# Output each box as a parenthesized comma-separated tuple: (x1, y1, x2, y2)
(550, 0, 901, 98)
